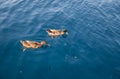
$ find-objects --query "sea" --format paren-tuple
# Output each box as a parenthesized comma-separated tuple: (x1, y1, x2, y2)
(0, 0, 120, 79)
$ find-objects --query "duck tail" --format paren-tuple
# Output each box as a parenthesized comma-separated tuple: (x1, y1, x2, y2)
(46, 29, 51, 32)
(20, 40, 23, 44)
(23, 47, 27, 52)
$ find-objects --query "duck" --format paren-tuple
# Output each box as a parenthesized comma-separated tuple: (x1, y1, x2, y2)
(46, 29, 68, 38)
(20, 40, 48, 51)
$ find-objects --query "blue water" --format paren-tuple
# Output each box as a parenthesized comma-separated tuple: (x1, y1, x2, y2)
(0, 0, 120, 79)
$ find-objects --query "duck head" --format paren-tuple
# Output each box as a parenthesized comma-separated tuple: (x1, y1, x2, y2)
(40, 41, 49, 45)
(62, 29, 68, 35)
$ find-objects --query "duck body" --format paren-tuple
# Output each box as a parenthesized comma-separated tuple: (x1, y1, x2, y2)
(46, 29, 68, 38)
(20, 40, 48, 51)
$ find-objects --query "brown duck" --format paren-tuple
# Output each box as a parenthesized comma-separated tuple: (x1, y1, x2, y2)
(20, 40, 48, 51)
(46, 29, 68, 38)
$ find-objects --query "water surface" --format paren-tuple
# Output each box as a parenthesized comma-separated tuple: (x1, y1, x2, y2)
(0, 0, 120, 79)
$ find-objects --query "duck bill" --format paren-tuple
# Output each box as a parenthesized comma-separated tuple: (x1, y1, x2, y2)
(65, 32, 69, 35)
(46, 43, 50, 46)
(47, 44, 50, 46)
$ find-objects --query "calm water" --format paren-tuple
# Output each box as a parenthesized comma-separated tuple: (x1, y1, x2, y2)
(0, 0, 120, 79)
